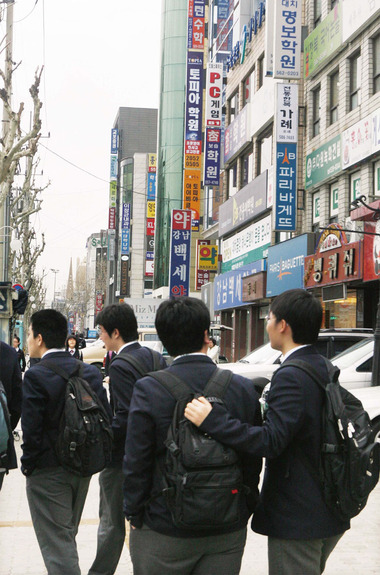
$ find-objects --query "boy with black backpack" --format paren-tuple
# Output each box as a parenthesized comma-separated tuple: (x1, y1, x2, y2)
(21, 309, 111, 575)
(185, 289, 378, 575)
(88, 303, 167, 575)
(123, 297, 262, 575)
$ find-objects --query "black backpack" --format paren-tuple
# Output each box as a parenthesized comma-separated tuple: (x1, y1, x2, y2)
(43, 361, 113, 477)
(150, 368, 247, 532)
(282, 358, 380, 521)
(0, 380, 12, 473)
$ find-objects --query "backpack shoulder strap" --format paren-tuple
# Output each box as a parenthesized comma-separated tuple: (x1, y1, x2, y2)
(278, 358, 339, 391)
(204, 368, 233, 402)
(39, 359, 82, 381)
(115, 348, 161, 378)
(149, 370, 192, 401)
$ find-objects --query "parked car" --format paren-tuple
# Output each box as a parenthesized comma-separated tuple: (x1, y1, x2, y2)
(219, 329, 373, 392)
(331, 338, 374, 389)
(350, 385, 380, 442)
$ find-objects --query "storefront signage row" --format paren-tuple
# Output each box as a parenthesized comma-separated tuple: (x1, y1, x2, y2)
(214, 259, 266, 311)
(221, 214, 271, 272)
(305, 135, 342, 189)
(304, 241, 363, 288)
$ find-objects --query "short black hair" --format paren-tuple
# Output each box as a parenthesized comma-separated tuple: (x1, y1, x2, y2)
(270, 289, 322, 345)
(30, 309, 68, 349)
(155, 297, 210, 356)
(13, 335, 20, 343)
(65, 333, 79, 351)
(95, 303, 138, 343)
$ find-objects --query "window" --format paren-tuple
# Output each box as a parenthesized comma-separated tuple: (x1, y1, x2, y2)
(243, 68, 255, 106)
(350, 172, 361, 203)
(373, 160, 380, 196)
(241, 150, 253, 187)
(330, 184, 339, 217)
(258, 54, 264, 89)
(312, 86, 321, 137)
(229, 92, 238, 123)
(330, 71, 339, 124)
(258, 129, 273, 174)
(374, 35, 380, 94)
(314, 0, 322, 27)
(313, 191, 321, 224)
(349, 52, 361, 110)
(228, 162, 237, 197)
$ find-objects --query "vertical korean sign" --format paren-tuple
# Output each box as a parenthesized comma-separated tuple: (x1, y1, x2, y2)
(204, 62, 223, 187)
(183, 0, 205, 231)
(169, 210, 192, 298)
(121, 203, 130, 256)
(273, 1, 302, 79)
(274, 84, 298, 231)
(109, 129, 118, 233)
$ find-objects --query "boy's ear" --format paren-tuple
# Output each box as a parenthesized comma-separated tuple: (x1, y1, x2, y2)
(204, 330, 211, 345)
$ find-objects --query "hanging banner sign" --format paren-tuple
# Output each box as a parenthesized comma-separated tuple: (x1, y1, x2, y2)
(109, 181, 117, 208)
(108, 207, 116, 230)
(184, 53, 204, 155)
(147, 201, 156, 219)
(204, 128, 221, 186)
(274, 143, 297, 231)
(276, 83, 298, 143)
(147, 173, 156, 200)
(111, 129, 119, 155)
(122, 203, 130, 230)
(273, 1, 302, 79)
(169, 210, 192, 298)
(121, 229, 130, 255)
(148, 153, 157, 173)
(198, 244, 219, 271)
(146, 218, 155, 236)
(188, 0, 206, 50)
(205, 62, 223, 127)
(183, 169, 201, 231)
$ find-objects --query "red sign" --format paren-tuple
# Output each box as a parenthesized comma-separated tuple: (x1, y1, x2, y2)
(172, 209, 192, 231)
(304, 241, 363, 288)
(108, 207, 116, 230)
(146, 218, 155, 236)
(95, 291, 103, 314)
(363, 221, 380, 281)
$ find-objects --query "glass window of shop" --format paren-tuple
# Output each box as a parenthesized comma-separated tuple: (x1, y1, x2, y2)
(350, 171, 361, 203)
(349, 51, 361, 111)
(374, 160, 380, 196)
(228, 162, 238, 197)
(312, 85, 321, 137)
(330, 70, 339, 125)
(321, 289, 363, 329)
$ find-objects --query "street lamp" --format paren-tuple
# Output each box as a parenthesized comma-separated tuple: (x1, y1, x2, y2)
(50, 269, 59, 308)
(350, 195, 380, 387)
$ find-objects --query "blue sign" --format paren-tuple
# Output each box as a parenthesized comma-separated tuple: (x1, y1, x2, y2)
(204, 128, 221, 186)
(122, 203, 130, 230)
(111, 129, 118, 155)
(266, 234, 313, 297)
(121, 229, 130, 255)
(185, 53, 204, 146)
(169, 210, 192, 298)
(214, 260, 266, 311)
(147, 173, 156, 200)
(275, 142, 297, 231)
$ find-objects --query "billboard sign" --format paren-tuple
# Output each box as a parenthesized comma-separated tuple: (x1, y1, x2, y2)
(205, 63, 223, 127)
(169, 210, 192, 298)
(204, 128, 221, 186)
(274, 142, 297, 231)
(273, 1, 302, 79)
(305, 135, 342, 189)
(267, 234, 315, 297)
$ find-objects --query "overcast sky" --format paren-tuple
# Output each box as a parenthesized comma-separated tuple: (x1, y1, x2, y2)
(2, 0, 161, 302)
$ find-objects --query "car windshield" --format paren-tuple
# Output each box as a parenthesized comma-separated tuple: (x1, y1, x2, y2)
(238, 342, 281, 365)
(332, 338, 374, 370)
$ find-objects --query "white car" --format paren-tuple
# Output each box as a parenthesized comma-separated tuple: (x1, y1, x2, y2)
(331, 338, 374, 389)
(219, 331, 374, 392)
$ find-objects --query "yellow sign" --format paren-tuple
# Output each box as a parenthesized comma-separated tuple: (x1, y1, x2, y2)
(183, 170, 201, 230)
(185, 154, 201, 170)
(147, 201, 156, 218)
(198, 244, 218, 271)
(109, 181, 117, 208)
(148, 154, 157, 172)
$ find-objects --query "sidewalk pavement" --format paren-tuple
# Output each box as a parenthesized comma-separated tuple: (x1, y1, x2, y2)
(1, 441, 380, 574)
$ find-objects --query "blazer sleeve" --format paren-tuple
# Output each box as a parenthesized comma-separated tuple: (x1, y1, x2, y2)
(200, 367, 306, 458)
(9, 354, 23, 429)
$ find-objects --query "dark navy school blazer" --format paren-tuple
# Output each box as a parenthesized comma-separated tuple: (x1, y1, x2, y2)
(20, 351, 111, 475)
(199, 345, 350, 539)
(123, 354, 263, 538)
(1, 342, 22, 470)
(109, 342, 167, 465)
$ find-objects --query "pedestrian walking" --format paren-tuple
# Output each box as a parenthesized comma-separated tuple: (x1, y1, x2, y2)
(65, 333, 83, 360)
(21, 309, 111, 575)
(12, 335, 26, 372)
(88, 303, 166, 575)
(0, 340, 22, 491)
(185, 289, 350, 575)
(123, 297, 262, 575)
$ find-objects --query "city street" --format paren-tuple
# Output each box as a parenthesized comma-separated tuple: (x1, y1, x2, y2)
(0, 441, 379, 574)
